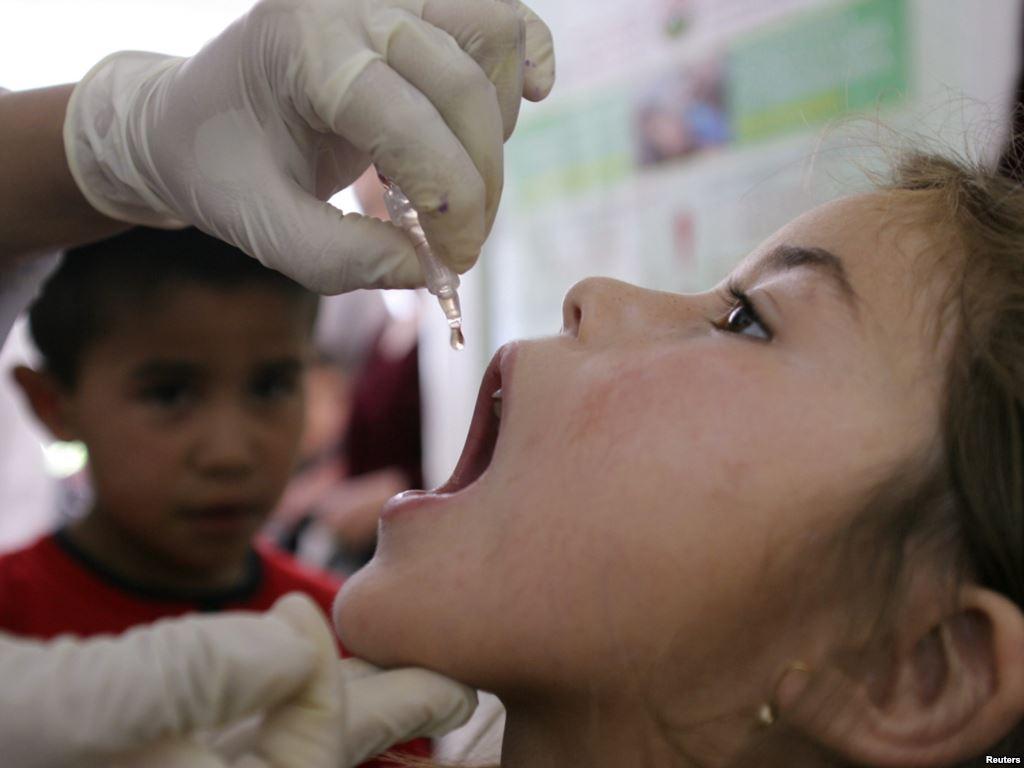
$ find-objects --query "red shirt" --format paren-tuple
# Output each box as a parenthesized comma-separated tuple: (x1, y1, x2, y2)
(0, 531, 429, 764)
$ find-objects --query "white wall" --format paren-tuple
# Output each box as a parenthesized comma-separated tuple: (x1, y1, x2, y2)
(1, 1, 256, 89)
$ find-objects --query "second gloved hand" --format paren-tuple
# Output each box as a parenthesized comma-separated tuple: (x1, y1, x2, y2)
(0, 605, 317, 768)
(64, 0, 555, 294)
(207, 594, 478, 768)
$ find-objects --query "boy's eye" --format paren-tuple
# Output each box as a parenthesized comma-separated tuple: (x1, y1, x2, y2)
(250, 369, 300, 401)
(139, 381, 194, 408)
(715, 285, 773, 341)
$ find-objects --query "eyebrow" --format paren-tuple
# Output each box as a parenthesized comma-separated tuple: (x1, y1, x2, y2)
(251, 358, 305, 380)
(131, 360, 199, 380)
(255, 358, 304, 372)
(131, 357, 304, 381)
(757, 244, 859, 314)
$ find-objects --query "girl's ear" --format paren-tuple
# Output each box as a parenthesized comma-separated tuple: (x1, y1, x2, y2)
(10, 365, 80, 442)
(777, 586, 1024, 767)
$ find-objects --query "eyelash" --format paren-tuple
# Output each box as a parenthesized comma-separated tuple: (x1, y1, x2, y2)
(713, 280, 773, 341)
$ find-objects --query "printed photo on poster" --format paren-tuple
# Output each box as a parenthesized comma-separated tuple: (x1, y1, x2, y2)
(633, 54, 732, 167)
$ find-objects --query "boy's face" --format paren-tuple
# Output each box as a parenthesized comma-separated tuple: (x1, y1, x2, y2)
(61, 282, 313, 574)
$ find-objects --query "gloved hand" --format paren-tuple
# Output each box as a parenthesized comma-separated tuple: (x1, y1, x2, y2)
(0, 605, 317, 768)
(126, 594, 478, 768)
(64, 0, 556, 294)
(331, 658, 478, 765)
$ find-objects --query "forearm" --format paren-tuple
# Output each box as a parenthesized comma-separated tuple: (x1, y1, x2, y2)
(0, 85, 126, 260)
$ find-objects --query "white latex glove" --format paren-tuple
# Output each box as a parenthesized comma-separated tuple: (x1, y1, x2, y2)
(205, 594, 478, 768)
(0, 609, 317, 768)
(64, 0, 555, 294)
(329, 658, 479, 765)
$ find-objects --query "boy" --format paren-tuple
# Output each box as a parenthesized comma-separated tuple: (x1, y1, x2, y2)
(0, 226, 428, 763)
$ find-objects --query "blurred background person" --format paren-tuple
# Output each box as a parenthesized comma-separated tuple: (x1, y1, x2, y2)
(2, 226, 431, 765)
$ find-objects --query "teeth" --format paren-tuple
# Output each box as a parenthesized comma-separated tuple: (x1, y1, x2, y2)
(491, 388, 502, 420)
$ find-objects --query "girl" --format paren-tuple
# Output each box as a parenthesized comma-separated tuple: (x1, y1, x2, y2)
(336, 150, 1024, 767)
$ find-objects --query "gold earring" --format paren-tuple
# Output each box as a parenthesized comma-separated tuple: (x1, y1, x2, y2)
(756, 661, 811, 727)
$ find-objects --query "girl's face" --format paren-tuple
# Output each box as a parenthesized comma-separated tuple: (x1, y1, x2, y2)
(334, 193, 953, 708)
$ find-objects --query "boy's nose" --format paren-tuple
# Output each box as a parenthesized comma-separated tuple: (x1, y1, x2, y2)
(193, 407, 256, 478)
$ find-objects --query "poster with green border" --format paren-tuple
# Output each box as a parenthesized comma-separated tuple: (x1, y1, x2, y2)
(505, 89, 634, 210)
(728, 0, 909, 143)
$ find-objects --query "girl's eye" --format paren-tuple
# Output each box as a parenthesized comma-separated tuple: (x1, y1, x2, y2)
(715, 285, 773, 341)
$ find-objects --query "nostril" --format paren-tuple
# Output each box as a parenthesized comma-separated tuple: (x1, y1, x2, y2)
(563, 277, 645, 342)
(563, 277, 621, 338)
(561, 303, 582, 337)
(562, 292, 583, 337)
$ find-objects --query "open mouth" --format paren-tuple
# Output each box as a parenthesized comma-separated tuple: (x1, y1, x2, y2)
(435, 344, 513, 494)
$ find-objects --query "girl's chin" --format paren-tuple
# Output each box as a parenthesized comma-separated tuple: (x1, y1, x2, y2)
(332, 569, 371, 645)
(331, 562, 407, 664)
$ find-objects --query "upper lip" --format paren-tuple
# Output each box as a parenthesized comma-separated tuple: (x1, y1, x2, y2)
(434, 342, 518, 494)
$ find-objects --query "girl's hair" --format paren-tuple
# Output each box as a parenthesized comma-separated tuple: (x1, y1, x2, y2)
(881, 149, 1024, 761)
(885, 150, 1024, 611)
(745, 148, 1024, 766)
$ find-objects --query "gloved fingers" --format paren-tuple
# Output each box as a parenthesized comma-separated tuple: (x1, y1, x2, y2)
(313, 139, 371, 201)
(232, 757, 274, 768)
(419, 0, 525, 139)
(110, 738, 232, 768)
(180, 139, 425, 294)
(206, 714, 265, 763)
(385, 11, 505, 233)
(334, 60, 486, 272)
(268, 593, 338, 660)
(332, 213, 427, 289)
(252, 594, 342, 768)
(5, 612, 318, 758)
(419, 0, 555, 109)
(249, 174, 426, 292)
(513, 0, 556, 102)
(337, 657, 380, 683)
(147, 613, 318, 733)
(339, 660, 479, 766)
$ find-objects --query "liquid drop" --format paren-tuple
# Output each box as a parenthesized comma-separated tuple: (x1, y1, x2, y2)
(449, 326, 466, 351)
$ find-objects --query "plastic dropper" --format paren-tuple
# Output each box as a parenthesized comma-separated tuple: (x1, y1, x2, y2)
(379, 176, 465, 351)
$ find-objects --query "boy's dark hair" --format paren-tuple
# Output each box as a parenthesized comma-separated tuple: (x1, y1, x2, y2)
(29, 227, 318, 388)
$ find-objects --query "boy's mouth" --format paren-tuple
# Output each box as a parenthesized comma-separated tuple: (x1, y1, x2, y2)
(179, 503, 262, 533)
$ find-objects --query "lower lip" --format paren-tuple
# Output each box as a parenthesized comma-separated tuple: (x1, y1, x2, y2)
(379, 490, 453, 523)
(182, 510, 259, 535)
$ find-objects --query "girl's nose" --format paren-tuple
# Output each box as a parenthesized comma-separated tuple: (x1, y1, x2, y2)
(562, 277, 668, 344)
